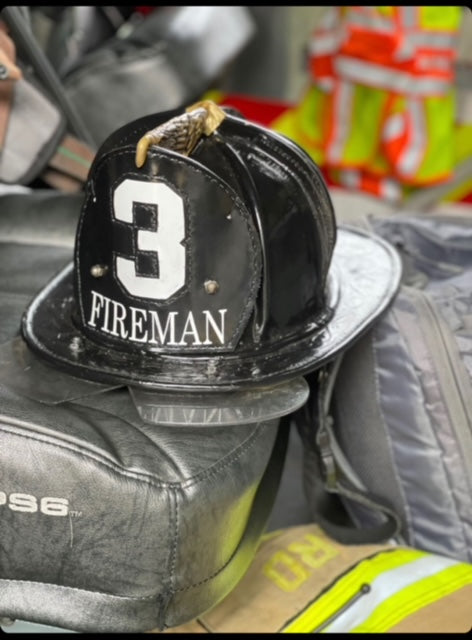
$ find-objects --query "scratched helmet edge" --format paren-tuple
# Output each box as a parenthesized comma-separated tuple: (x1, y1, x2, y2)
(20, 100, 402, 425)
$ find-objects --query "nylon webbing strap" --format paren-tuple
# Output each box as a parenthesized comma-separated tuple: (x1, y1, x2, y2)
(296, 355, 401, 544)
(40, 133, 95, 192)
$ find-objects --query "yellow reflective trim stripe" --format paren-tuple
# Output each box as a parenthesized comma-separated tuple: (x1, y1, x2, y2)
(323, 554, 460, 632)
(281, 548, 427, 633)
(352, 562, 472, 633)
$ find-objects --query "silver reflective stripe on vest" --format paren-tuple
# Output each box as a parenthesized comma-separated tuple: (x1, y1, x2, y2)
(397, 98, 426, 177)
(308, 32, 342, 56)
(379, 177, 401, 201)
(348, 8, 456, 50)
(410, 31, 458, 50)
(383, 112, 405, 141)
(327, 81, 353, 163)
(348, 11, 394, 32)
(398, 6, 418, 29)
(323, 554, 459, 632)
(336, 56, 451, 95)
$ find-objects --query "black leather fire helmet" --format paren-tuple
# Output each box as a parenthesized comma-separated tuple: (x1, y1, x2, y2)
(21, 101, 401, 425)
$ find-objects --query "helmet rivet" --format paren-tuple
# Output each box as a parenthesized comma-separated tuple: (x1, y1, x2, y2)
(206, 361, 217, 376)
(69, 336, 82, 353)
(204, 279, 219, 294)
(90, 264, 108, 278)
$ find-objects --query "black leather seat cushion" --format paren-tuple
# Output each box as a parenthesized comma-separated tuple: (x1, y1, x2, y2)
(0, 192, 288, 633)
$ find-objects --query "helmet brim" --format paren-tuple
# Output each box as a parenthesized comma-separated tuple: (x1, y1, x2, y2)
(16, 225, 401, 424)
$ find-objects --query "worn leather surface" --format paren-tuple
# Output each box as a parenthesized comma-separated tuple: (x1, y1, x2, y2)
(21, 108, 401, 392)
(0, 192, 288, 632)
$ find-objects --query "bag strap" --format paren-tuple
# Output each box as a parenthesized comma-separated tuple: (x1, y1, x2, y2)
(0, 26, 21, 149)
(295, 355, 402, 544)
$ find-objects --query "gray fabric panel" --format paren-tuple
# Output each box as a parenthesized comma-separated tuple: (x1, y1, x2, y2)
(332, 327, 408, 533)
(368, 214, 472, 560)
(392, 290, 472, 560)
(333, 286, 472, 560)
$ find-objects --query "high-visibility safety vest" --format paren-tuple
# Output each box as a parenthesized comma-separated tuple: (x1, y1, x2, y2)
(272, 6, 464, 201)
(163, 524, 472, 634)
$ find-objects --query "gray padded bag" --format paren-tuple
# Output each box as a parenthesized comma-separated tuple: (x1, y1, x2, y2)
(298, 213, 472, 562)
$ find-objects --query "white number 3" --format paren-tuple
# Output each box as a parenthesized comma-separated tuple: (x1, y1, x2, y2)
(113, 179, 186, 300)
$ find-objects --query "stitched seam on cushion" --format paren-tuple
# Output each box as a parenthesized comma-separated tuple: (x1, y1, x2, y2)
(172, 540, 240, 594)
(0, 419, 268, 489)
(167, 487, 179, 598)
(71, 399, 272, 487)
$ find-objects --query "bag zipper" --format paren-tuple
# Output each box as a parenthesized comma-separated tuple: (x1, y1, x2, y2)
(401, 286, 472, 487)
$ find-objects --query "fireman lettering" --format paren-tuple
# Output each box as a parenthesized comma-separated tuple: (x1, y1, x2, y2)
(87, 290, 227, 346)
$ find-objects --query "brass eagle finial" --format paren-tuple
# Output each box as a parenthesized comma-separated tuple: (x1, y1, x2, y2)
(135, 100, 226, 168)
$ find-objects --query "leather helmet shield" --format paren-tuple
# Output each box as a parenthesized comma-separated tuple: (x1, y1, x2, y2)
(189, 130, 333, 339)
(76, 148, 261, 354)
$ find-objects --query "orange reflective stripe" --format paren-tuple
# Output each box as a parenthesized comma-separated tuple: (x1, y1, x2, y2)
(308, 6, 459, 88)
(309, 55, 336, 84)
(341, 26, 399, 63)
(330, 6, 459, 79)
